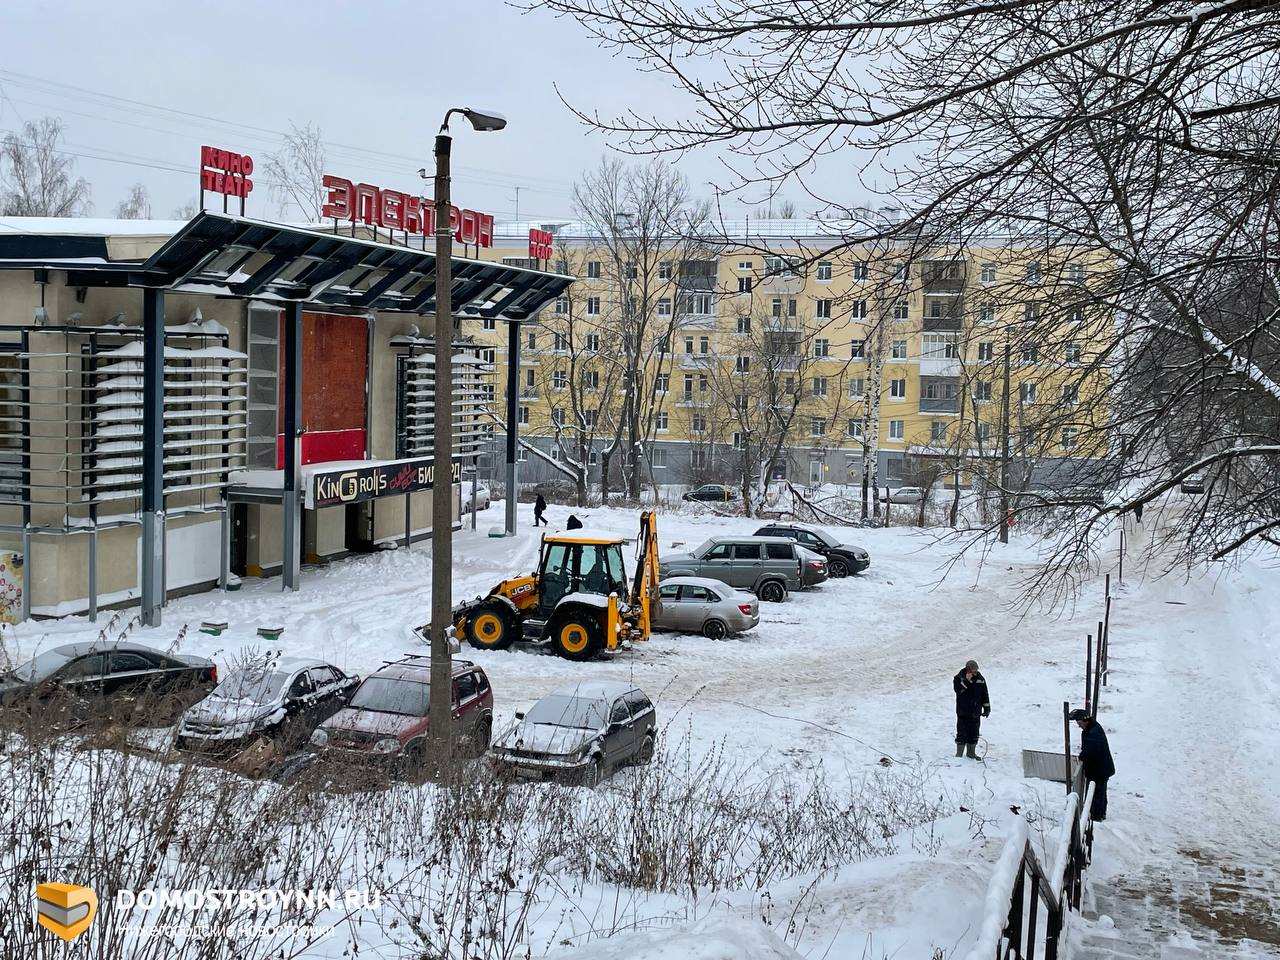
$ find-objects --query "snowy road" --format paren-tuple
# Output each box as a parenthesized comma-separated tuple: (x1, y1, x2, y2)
(8, 502, 1279, 956)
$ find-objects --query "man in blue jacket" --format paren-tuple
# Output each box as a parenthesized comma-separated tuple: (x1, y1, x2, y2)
(953, 659, 990, 759)
(1070, 708, 1116, 821)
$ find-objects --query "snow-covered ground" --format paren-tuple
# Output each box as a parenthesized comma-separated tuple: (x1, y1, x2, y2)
(6, 501, 1279, 957)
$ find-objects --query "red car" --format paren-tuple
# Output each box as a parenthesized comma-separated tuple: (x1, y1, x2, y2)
(309, 657, 493, 767)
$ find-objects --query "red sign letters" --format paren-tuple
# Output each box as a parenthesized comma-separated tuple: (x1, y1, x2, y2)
(321, 175, 494, 248)
(200, 146, 254, 199)
(528, 228, 553, 260)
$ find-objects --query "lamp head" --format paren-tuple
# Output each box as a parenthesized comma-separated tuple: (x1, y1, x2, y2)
(442, 107, 507, 133)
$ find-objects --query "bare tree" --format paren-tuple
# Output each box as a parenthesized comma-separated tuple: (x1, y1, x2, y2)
(264, 121, 327, 221)
(172, 199, 201, 218)
(114, 182, 152, 220)
(0, 117, 91, 216)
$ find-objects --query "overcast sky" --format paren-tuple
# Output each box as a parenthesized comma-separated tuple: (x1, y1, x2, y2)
(0, 0, 876, 224)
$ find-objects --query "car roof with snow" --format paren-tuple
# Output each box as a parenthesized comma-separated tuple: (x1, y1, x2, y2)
(51, 640, 171, 657)
(659, 575, 742, 591)
(702, 534, 793, 545)
(547, 680, 641, 702)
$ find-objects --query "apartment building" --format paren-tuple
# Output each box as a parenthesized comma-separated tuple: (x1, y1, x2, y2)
(468, 219, 1109, 490)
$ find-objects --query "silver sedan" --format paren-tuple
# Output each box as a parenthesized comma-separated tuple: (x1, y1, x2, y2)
(652, 576, 760, 639)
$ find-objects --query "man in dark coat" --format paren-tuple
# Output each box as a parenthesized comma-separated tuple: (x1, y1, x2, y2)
(565, 514, 583, 530)
(533, 494, 548, 527)
(953, 659, 990, 759)
(1071, 708, 1116, 821)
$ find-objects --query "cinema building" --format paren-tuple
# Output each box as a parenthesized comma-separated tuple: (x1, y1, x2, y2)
(0, 209, 571, 624)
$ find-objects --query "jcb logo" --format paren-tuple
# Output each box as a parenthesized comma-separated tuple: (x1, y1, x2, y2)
(35, 882, 97, 941)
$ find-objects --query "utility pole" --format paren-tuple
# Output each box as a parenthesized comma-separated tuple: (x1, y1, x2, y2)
(999, 341, 1012, 544)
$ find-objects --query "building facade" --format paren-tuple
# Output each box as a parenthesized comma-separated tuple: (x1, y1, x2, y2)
(470, 220, 1109, 492)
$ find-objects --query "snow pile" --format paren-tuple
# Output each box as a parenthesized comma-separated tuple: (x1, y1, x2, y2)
(550, 917, 802, 959)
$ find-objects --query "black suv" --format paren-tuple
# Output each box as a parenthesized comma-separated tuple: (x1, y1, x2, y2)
(753, 523, 871, 578)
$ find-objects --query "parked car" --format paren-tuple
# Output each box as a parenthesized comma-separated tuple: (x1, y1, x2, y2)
(795, 545, 829, 587)
(1179, 472, 1206, 494)
(880, 486, 925, 504)
(310, 657, 493, 766)
(753, 522, 871, 577)
(682, 483, 737, 503)
(175, 656, 357, 754)
(462, 479, 492, 512)
(0, 641, 216, 716)
(653, 576, 759, 638)
(659, 536, 803, 601)
(489, 681, 655, 786)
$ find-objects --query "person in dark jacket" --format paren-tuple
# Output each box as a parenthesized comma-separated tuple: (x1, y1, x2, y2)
(953, 659, 990, 759)
(565, 514, 583, 530)
(533, 494, 548, 527)
(1070, 708, 1116, 821)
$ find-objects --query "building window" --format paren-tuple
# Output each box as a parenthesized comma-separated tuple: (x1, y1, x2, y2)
(787, 298, 798, 317)
(1067, 263, 1086, 283)
(852, 262, 868, 281)
(737, 276, 753, 294)
(651, 448, 667, 467)
(698, 373, 709, 393)
(554, 297, 568, 315)
(922, 334, 958, 359)
(586, 333, 600, 352)
(813, 338, 829, 358)
(738, 260, 753, 271)
(735, 355, 750, 372)
(692, 415, 707, 432)
(657, 298, 672, 316)
(586, 297, 601, 316)
(517, 446, 529, 463)
(1023, 304, 1039, 323)
(659, 261, 673, 279)
(1061, 427, 1078, 450)
(1062, 382, 1079, 404)
(811, 376, 828, 397)
(691, 448, 710, 469)
(851, 299, 868, 320)
(586, 261, 601, 279)
(526, 331, 537, 350)
(847, 377, 865, 398)
(816, 298, 832, 319)
(974, 380, 992, 402)
(979, 303, 995, 324)
(584, 408, 598, 426)
(655, 373, 669, 393)
(551, 407, 565, 427)
(732, 431, 745, 450)
(978, 341, 994, 361)
(771, 297, 783, 318)
(553, 369, 567, 390)
(889, 378, 907, 399)
(684, 336, 695, 355)
(977, 422, 992, 443)
(893, 300, 908, 320)
(525, 368, 536, 391)
(851, 340, 865, 358)
(736, 315, 751, 334)
(655, 411, 669, 431)
(246, 306, 279, 469)
(1065, 342, 1082, 365)
(1026, 262, 1041, 284)
(518, 405, 530, 425)
(623, 261, 637, 279)
(930, 420, 947, 442)
(699, 336, 710, 354)
(889, 419, 904, 440)
(581, 369, 600, 390)
(483, 317, 497, 331)
(554, 332, 568, 352)
(1020, 382, 1037, 403)
(981, 263, 997, 284)
(893, 263, 908, 280)
(891, 339, 907, 359)
(811, 417, 827, 437)
(1020, 345, 1039, 365)
(816, 261, 832, 281)
(846, 419, 863, 439)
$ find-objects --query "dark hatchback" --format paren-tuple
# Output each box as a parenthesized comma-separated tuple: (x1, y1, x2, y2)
(0, 641, 216, 718)
(754, 523, 871, 577)
(175, 657, 358, 754)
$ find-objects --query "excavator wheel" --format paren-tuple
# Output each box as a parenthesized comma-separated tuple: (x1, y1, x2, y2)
(466, 601, 517, 651)
(549, 612, 603, 662)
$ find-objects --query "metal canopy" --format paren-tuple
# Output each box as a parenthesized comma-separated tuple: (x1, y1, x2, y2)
(9, 212, 574, 320)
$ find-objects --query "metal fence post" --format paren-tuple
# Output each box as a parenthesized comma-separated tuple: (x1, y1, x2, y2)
(1063, 701, 1072, 792)
(1084, 633, 1093, 715)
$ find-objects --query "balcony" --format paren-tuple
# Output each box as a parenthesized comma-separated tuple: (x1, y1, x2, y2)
(920, 397, 960, 413)
(922, 260, 966, 294)
(765, 353, 801, 372)
(679, 353, 718, 369)
(758, 273, 806, 295)
(920, 375, 960, 413)
(679, 313, 719, 329)
(923, 297, 964, 332)
(919, 357, 961, 377)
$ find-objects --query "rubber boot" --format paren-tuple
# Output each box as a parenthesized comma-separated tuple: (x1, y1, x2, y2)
(954, 743, 964, 757)
(965, 742, 979, 760)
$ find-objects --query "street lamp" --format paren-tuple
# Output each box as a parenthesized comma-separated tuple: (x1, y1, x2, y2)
(427, 105, 506, 773)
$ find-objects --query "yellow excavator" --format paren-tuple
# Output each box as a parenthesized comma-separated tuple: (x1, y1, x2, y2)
(452, 512, 659, 661)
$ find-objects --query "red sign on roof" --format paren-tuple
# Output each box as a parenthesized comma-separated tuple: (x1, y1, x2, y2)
(321, 175, 494, 248)
(200, 146, 253, 199)
(529, 228, 553, 260)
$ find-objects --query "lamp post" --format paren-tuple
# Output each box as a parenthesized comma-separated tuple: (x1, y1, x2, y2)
(427, 106, 506, 772)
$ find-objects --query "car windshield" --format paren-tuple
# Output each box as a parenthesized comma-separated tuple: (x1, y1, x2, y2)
(349, 677, 429, 716)
(213, 668, 290, 704)
(803, 527, 840, 547)
(4, 648, 73, 683)
(693, 539, 716, 557)
(526, 694, 608, 730)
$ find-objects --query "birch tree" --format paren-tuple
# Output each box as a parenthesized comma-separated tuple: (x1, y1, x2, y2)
(0, 117, 91, 217)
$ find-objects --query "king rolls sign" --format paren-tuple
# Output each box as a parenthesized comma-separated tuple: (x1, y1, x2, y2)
(309, 457, 463, 509)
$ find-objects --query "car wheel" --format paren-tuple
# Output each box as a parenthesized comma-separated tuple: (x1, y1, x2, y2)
(702, 618, 729, 640)
(758, 580, 787, 603)
(828, 558, 849, 578)
(550, 614, 603, 661)
(466, 601, 516, 651)
(636, 733, 655, 765)
(472, 718, 492, 756)
(582, 755, 604, 788)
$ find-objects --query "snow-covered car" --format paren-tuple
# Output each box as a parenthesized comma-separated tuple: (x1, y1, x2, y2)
(682, 483, 738, 503)
(462, 481, 491, 512)
(175, 657, 357, 754)
(753, 522, 871, 577)
(653, 576, 759, 638)
(1179, 472, 1206, 494)
(795, 545, 829, 587)
(880, 486, 925, 504)
(489, 682, 655, 786)
(311, 658, 493, 766)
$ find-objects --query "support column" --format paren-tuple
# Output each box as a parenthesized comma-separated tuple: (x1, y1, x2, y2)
(141, 288, 166, 626)
(218, 504, 230, 589)
(504, 319, 521, 536)
(281, 302, 302, 591)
